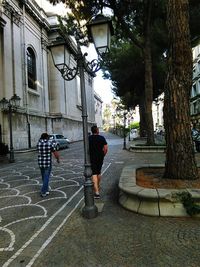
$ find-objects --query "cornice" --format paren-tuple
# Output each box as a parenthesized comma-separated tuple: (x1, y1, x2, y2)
(3, 0, 21, 25)
(0, 17, 6, 27)
(23, 0, 50, 31)
(2, 0, 50, 30)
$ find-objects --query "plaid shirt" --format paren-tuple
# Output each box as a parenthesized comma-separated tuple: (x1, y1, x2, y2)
(37, 139, 56, 168)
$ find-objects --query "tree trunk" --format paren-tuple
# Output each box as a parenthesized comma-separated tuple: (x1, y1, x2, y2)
(164, 0, 198, 180)
(139, 95, 146, 137)
(143, 0, 155, 145)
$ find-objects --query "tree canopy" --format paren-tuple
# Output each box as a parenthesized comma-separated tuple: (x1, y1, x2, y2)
(47, 0, 200, 118)
(48, 0, 200, 180)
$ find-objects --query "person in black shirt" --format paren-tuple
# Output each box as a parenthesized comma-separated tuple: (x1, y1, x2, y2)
(89, 125, 108, 199)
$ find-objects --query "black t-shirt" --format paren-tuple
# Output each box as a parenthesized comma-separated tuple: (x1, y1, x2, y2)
(89, 134, 107, 162)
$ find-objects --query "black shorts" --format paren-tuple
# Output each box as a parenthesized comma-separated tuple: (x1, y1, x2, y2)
(91, 159, 103, 175)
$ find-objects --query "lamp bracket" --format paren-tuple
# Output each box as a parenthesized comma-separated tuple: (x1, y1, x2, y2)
(53, 51, 101, 81)
(84, 58, 101, 75)
(55, 63, 79, 81)
(0, 106, 17, 113)
(82, 53, 101, 75)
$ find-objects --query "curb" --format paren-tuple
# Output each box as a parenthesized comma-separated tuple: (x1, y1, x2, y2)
(119, 164, 200, 217)
(15, 148, 37, 153)
(129, 145, 166, 153)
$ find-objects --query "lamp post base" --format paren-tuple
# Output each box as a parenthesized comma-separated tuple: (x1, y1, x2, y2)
(9, 150, 15, 163)
(123, 141, 127, 150)
(82, 204, 98, 219)
(82, 181, 98, 219)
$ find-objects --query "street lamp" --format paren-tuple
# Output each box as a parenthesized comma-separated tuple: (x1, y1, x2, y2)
(112, 114, 116, 134)
(127, 110, 134, 141)
(0, 94, 21, 163)
(48, 15, 113, 219)
(87, 14, 113, 55)
(123, 111, 128, 150)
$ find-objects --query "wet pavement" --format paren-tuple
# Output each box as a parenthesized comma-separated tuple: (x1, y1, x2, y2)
(0, 133, 200, 267)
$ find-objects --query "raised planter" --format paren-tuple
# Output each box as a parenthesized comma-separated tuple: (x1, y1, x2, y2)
(129, 145, 166, 153)
(119, 164, 200, 217)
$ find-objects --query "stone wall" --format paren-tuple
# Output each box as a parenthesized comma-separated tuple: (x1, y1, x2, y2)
(1, 111, 86, 149)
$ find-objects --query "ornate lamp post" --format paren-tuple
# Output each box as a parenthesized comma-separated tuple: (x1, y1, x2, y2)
(122, 111, 128, 150)
(48, 15, 113, 219)
(0, 94, 21, 163)
(127, 110, 134, 141)
(112, 114, 116, 134)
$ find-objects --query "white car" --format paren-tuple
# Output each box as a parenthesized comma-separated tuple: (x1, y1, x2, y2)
(49, 134, 70, 150)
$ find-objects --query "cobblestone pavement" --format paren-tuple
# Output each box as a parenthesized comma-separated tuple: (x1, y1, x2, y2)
(1, 133, 200, 267)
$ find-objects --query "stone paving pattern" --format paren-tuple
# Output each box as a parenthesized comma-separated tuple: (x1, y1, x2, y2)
(0, 133, 200, 266)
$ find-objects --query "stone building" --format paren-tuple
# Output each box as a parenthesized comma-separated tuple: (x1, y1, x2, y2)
(191, 44, 200, 128)
(94, 92, 103, 129)
(0, 0, 96, 150)
(152, 93, 164, 132)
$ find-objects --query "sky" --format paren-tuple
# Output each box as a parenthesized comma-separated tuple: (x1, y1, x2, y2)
(93, 71, 114, 104)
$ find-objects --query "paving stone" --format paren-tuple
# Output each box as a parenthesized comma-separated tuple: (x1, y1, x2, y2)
(1, 135, 200, 267)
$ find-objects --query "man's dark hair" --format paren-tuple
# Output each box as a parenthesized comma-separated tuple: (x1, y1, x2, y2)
(91, 125, 98, 134)
(40, 133, 49, 140)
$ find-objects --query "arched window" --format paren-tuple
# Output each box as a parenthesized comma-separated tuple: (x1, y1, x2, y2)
(27, 47, 36, 89)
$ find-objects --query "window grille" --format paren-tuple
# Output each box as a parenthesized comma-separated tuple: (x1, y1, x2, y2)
(27, 47, 36, 89)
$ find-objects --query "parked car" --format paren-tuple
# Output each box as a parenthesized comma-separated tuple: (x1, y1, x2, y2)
(49, 134, 70, 150)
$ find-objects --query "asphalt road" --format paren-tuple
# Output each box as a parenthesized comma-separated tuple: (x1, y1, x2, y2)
(1, 133, 200, 267)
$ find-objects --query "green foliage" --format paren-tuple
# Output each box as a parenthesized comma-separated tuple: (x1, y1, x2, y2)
(175, 191, 200, 216)
(103, 105, 112, 119)
(102, 42, 145, 108)
(47, 1, 200, 101)
(189, 0, 200, 46)
(57, 11, 89, 46)
(129, 122, 139, 130)
(102, 37, 167, 108)
(115, 125, 129, 137)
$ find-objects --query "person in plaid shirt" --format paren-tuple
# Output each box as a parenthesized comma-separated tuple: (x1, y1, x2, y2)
(37, 133, 60, 197)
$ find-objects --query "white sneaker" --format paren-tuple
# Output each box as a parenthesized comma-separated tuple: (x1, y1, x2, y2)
(94, 193, 100, 199)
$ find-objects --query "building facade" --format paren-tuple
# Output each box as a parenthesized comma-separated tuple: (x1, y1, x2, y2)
(191, 44, 200, 128)
(152, 93, 164, 132)
(0, 0, 96, 149)
(94, 92, 103, 129)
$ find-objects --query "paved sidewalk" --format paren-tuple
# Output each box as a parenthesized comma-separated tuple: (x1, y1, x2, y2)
(1, 136, 200, 267)
(32, 148, 200, 267)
